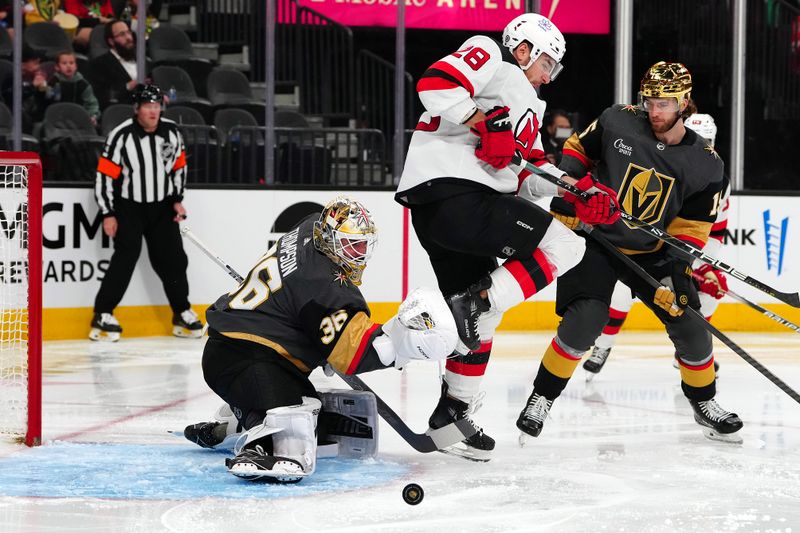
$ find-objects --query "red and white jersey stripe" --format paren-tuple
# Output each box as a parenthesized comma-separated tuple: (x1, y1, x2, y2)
(398, 35, 561, 198)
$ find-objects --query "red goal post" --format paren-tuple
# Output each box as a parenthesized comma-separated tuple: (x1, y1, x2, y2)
(0, 152, 42, 446)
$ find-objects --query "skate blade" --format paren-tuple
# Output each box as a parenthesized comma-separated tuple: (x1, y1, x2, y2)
(228, 462, 305, 483)
(173, 326, 203, 338)
(89, 329, 120, 342)
(436, 444, 492, 462)
(701, 426, 743, 444)
(584, 370, 597, 383)
(519, 432, 534, 447)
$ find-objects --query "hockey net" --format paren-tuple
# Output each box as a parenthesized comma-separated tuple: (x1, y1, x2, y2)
(0, 153, 42, 446)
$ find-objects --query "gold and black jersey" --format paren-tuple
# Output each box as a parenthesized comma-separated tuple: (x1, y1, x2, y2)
(206, 215, 386, 375)
(552, 104, 725, 254)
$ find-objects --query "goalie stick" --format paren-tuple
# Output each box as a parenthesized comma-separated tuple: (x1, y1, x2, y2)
(179, 226, 477, 453)
(512, 154, 800, 308)
(691, 273, 800, 334)
(582, 224, 800, 405)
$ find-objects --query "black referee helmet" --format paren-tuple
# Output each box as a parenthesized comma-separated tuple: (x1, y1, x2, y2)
(132, 84, 164, 105)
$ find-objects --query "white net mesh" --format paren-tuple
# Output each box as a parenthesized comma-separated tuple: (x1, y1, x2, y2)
(0, 164, 30, 440)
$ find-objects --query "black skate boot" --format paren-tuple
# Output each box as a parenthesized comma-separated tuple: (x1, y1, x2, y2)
(226, 445, 305, 483)
(89, 313, 122, 342)
(184, 421, 228, 449)
(516, 391, 554, 445)
(583, 345, 612, 379)
(173, 309, 204, 338)
(689, 398, 743, 443)
(446, 277, 491, 352)
(427, 382, 494, 462)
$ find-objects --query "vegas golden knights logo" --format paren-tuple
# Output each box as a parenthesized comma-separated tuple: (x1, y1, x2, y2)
(618, 163, 675, 229)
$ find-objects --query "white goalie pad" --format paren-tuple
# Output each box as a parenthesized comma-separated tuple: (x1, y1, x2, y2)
(379, 286, 458, 368)
(318, 389, 379, 458)
(231, 396, 321, 478)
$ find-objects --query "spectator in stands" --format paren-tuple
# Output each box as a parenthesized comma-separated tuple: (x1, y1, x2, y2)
(119, 0, 160, 35)
(63, 0, 115, 50)
(87, 19, 150, 109)
(541, 109, 572, 165)
(0, 0, 16, 40)
(48, 50, 101, 125)
(1, 44, 49, 134)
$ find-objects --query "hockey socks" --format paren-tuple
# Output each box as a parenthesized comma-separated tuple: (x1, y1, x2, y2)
(677, 355, 717, 401)
(445, 339, 492, 401)
(535, 337, 583, 395)
(489, 249, 555, 312)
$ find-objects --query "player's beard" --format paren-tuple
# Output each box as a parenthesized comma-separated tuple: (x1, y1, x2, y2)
(649, 112, 682, 134)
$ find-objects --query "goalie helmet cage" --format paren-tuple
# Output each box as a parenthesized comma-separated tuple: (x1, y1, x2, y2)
(0, 152, 42, 447)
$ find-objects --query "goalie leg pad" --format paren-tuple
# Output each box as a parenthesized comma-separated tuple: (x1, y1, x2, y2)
(318, 389, 379, 458)
(228, 396, 321, 482)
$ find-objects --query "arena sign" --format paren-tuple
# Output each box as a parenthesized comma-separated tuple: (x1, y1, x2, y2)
(294, 0, 610, 33)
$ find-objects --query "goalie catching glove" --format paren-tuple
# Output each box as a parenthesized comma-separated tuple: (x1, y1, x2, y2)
(563, 173, 621, 226)
(375, 286, 458, 369)
(471, 106, 516, 170)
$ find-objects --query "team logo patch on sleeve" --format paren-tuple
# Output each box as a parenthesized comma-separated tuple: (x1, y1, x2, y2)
(514, 109, 540, 160)
(618, 163, 676, 228)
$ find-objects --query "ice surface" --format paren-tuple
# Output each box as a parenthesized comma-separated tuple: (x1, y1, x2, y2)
(1, 332, 798, 532)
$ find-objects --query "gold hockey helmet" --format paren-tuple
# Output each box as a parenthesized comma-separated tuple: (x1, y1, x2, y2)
(313, 196, 378, 286)
(640, 61, 692, 103)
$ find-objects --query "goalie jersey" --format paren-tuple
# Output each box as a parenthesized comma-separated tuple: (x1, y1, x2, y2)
(552, 104, 726, 255)
(206, 215, 387, 376)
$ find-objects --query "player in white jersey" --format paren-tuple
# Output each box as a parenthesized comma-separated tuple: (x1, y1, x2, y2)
(583, 113, 730, 378)
(395, 13, 621, 461)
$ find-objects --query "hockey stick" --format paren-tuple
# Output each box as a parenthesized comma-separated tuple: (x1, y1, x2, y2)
(511, 153, 800, 308)
(692, 273, 800, 334)
(180, 227, 477, 453)
(582, 224, 800, 405)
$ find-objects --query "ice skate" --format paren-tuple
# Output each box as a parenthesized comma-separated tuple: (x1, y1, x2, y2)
(516, 391, 553, 445)
(226, 444, 305, 483)
(173, 309, 203, 338)
(427, 382, 494, 462)
(583, 345, 611, 380)
(689, 398, 743, 443)
(184, 421, 228, 449)
(88, 313, 122, 342)
(445, 277, 491, 352)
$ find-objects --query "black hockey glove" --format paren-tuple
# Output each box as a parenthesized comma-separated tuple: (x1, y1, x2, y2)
(670, 260, 701, 311)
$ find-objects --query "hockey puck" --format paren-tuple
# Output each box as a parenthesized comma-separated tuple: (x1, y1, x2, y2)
(402, 483, 424, 505)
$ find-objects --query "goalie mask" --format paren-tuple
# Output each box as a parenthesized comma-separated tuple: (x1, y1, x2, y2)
(639, 61, 692, 113)
(313, 197, 377, 286)
(502, 13, 565, 78)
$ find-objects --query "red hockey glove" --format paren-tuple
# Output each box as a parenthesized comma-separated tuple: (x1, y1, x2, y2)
(563, 174, 621, 226)
(471, 106, 515, 170)
(694, 263, 728, 299)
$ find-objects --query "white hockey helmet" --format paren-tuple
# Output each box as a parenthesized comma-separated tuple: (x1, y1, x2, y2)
(684, 113, 717, 147)
(313, 196, 378, 286)
(502, 13, 565, 78)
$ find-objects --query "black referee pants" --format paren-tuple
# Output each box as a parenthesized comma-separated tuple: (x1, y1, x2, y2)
(94, 198, 190, 315)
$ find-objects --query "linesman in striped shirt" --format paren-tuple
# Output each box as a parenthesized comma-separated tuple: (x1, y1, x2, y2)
(90, 84, 203, 341)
